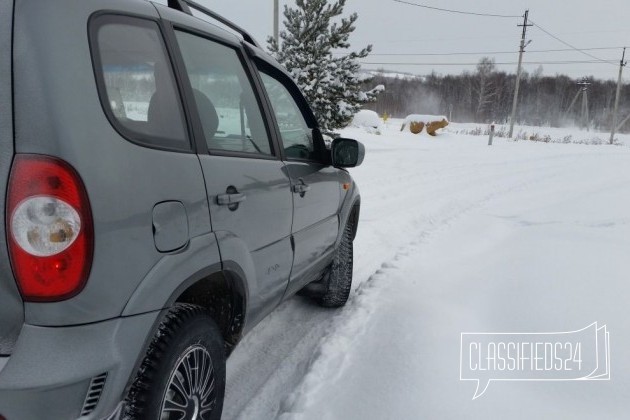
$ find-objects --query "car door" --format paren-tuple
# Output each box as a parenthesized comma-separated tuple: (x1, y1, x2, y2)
(172, 28, 293, 325)
(256, 63, 341, 296)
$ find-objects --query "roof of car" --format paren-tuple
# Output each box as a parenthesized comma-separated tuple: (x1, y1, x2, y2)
(150, 0, 294, 82)
(155, 0, 259, 46)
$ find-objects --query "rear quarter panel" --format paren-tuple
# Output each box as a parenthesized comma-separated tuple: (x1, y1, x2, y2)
(0, 0, 24, 355)
(13, 0, 215, 325)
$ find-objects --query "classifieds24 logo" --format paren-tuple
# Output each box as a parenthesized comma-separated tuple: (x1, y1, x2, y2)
(460, 323, 610, 399)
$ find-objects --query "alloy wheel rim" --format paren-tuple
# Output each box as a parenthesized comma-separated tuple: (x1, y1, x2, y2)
(160, 345, 216, 420)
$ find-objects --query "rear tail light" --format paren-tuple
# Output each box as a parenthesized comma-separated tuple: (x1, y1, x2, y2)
(6, 154, 93, 301)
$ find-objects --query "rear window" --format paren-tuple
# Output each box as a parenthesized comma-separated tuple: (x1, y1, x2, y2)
(90, 15, 189, 151)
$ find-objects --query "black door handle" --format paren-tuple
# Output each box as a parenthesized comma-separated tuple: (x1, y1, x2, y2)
(292, 179, 311, 195)
(217, 193, 246, 205)
(292, 184, 311, 194)
(217, 186, 246, 211)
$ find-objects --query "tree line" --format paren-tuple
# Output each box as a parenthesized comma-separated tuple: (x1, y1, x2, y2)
(362, 58, 630, 132)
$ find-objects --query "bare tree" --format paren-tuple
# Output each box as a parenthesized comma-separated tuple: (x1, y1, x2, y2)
(473, 57, 497, 121)
(362, 65, 630, 132)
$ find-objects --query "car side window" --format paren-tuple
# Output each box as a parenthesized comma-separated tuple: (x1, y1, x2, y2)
(258, 71, 316, 161)
(174, 30, 273, 156)
(91, 15, 189, 150)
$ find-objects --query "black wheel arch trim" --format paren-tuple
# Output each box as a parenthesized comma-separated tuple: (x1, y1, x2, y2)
(122, 262, 249, 400)
(336, 184, 361, 248)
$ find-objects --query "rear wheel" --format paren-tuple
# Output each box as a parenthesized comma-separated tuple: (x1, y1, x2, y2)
(125, 304, 226, 420)
(319, 221, 354, 307)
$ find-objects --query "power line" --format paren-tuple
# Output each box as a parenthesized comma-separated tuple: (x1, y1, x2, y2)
(348, 47, 624, 57)
(377, 34, 627, 43)
(377, 35, 524, 44)
(529, 19, 617, 66)
(360, 60, 616, 66)
(387, 2, 619, 68)
(392, 0, 521, 19)
(361, 51, 516, 57)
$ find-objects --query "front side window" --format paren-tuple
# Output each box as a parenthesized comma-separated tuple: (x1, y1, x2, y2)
(175, 30, 273, 156)
(91, 15, 188, 150)
(259, 72, 315, 160)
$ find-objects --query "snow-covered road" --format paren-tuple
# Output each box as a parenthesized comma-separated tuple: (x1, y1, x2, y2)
(224, 123, 630, 419)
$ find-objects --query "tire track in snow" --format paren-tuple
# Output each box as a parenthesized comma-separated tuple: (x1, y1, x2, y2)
(224, 159, 564, 420)
(273, 165, 565, 419)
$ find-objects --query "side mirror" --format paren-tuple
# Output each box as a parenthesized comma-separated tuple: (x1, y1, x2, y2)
(331, 138, 365, 168)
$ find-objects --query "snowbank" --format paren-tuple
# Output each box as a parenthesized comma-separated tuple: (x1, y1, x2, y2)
(403, 114, 449, 125)
(351, 110, 383, 130)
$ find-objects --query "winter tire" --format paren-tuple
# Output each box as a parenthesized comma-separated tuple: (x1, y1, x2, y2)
(125, 304, 226, 420)
(319, 220, 354, 307)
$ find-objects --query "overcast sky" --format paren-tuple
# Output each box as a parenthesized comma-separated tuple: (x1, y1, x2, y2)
(178, 0, 630, 81)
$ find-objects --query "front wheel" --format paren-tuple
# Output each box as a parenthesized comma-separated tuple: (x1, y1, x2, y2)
(125, 304, 226, 420)
(318, 221, 354, 307)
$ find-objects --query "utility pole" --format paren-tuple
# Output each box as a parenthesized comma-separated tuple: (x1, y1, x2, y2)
(508, 10, 532, 138)
(273, 0, 279, 43)
(609, 47, 627, 144)
(582, 83, 589, 130)
(577, 77, 591, 130)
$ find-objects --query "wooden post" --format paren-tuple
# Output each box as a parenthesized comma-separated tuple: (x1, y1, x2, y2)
(488, 123, 495, 146)
(508, 10, 531, 138)
(610, 47, 626, 144)
(582, 87, 589, 130)
(577, 77, 591, 130)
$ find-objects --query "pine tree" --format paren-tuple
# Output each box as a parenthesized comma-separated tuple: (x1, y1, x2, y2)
(268, 0, 383, 132)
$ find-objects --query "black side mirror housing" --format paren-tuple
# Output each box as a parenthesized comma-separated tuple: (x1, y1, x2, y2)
(331, 138, 365, 168)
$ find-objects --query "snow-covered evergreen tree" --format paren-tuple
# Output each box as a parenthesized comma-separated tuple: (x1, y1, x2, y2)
(268, 0, 383, 132)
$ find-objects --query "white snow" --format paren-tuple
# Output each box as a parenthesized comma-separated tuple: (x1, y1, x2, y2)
(403, 114, 449, 124)
(366, 70, 422, 81)
(224, 120, 630, 419)
(350, 110, 383, 130)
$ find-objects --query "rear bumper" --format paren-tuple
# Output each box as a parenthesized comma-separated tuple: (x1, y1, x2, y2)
(0, 311, 161, 420)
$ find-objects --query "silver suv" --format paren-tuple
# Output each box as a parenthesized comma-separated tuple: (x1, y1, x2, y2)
(0, 0, 364, 419)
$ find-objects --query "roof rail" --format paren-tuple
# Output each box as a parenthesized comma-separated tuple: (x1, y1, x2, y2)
(167, 0, 191, 14)
(167, 0, 261, 48)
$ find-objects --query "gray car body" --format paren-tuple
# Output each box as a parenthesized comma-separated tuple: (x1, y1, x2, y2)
(0, 0, 361, 419)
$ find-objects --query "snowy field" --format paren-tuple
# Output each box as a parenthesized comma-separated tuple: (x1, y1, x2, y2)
(224, 120, 630, 420)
